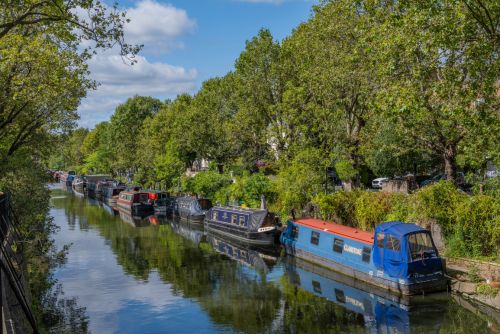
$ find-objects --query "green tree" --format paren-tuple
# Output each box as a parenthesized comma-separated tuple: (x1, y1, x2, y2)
(231, 29, 283, 169)
(375, 0, 499, 182)
(281, 0, 379, 186)
(108, 96, 163, 174)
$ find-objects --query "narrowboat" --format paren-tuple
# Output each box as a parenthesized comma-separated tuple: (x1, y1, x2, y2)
(71, 176, 86, 195)
(117, 191, 153, 215)
(207, 233, 278, 273)
(144, 190, 174, 215)
(205, 205, 280, 245)
(101, 182, 126, 206)
(59, 171, 76, 186)
(153, 197, 176, 215)
(85, 175, 112, 198)
(174, 196, 212, 222)
(285, 257, 447, 333)
(280, 219, 447, 295)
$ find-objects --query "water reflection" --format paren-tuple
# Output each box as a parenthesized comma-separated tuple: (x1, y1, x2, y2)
(49, 187, 499, 334)
(207, 233, 278, 274)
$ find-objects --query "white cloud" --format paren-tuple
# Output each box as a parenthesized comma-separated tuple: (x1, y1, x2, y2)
(77, 53, 197, 128)
(125, 0, 196, 52)
(76, 1, 198, 128)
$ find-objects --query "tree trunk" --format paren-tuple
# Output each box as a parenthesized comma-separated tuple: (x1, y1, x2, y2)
(217, 163, 224, 174)
(443, 143, 457, 183)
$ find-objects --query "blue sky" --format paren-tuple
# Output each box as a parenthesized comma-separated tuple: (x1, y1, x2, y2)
(79, 0, 316, 128)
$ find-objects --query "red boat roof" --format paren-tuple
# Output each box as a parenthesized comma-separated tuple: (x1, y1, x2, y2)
(294, 218, 374, 244)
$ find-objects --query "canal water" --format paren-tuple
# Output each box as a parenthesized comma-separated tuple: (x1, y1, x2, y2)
(49, 186, 499, 333)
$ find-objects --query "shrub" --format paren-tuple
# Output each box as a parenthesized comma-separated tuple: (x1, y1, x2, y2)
(450, 195, 499, 258)
(408, 181, 465, 234)
(181, 171, 232, 201)
(355, 191, 392, 231)
(313, 191, 357, 226)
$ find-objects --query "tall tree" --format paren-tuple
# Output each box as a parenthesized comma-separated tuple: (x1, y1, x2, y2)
(108, 96, 163, 174)
(375, 0, 499, 181)
(232, 29, 283, 169)
(282, 0, 379, 185)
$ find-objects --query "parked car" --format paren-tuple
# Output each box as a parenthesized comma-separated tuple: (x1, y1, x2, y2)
(420, 172, 466, 187)
(372, 177, 389, 189)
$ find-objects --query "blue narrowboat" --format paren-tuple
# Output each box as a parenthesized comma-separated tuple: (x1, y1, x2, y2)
(280, 219, 448, 295)
(205, 206, 280, 245)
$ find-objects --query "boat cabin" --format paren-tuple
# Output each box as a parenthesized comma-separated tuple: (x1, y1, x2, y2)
(117, 191, 153, 214)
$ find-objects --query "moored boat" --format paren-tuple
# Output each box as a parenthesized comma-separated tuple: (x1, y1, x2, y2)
(85, 175, 112, 199)
(60, 171, 76, 187)
(102, 182, 126, 206)
(174, 196, 211, 222)
(71, 176, 86, 195)
(117, 190, 153, 215)
(280, 219, 448, 295)
(205, 205, 280, 245)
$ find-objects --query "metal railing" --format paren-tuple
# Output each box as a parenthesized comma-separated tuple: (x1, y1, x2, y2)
(0, 192, 39, 334)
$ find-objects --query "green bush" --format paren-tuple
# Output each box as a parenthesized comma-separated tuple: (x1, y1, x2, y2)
(449, 195, 499, 258)
(355, 191, 392, 231)
(313, 191, 357, 226)
(408, 181, 465, 234)
(181, 171, 232, 201)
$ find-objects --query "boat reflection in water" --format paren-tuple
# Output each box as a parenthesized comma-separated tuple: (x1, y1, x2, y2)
(169, 219, 206, 245)
(285, 257, 449, 334)
(118, 208, 152, 227)
(207, 233, 278, 273)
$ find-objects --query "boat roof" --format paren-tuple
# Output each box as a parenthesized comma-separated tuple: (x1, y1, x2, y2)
(374, 221, 425, 238)
(120, 190, 147, 195)
(294, 218, 374, 244)
(212, 205, 267, 214)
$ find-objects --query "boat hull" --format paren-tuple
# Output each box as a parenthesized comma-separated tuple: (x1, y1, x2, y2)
(283, 246, 448, 295)
(206, 220, 277, 246)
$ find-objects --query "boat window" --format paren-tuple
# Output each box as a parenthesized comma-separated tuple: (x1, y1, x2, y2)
(291, 225, 299, 239)
(231, 214, 237, 224)
(362, 247, 371, 263)
(386, 235, 401, 251)
(239, 215, 245, 226)
(376, 232, 385, 248)
(335, 289, 346, 303)
(312, 280, 322, 294)
(408, 232, 436, 261)
(138, 194, 148, 202)
(212, 211, 217, 220)
(333, 238, 344, 253)
(310, 231, 320, 245)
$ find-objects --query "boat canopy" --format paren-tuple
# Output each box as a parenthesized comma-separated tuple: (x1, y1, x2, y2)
(373, 221, 440, 278)
(374, 221, 424, 239)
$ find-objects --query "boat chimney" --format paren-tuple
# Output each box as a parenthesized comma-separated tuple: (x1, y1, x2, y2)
(260, 195, 267, 210)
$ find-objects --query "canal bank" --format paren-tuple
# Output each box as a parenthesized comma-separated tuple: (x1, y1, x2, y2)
(49, 185, 499, 333)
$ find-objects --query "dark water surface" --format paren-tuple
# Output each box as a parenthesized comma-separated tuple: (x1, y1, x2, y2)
(49, 186, 499, 334)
